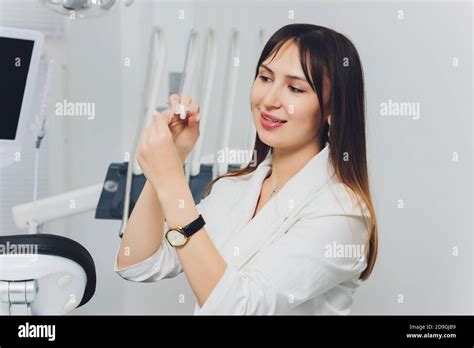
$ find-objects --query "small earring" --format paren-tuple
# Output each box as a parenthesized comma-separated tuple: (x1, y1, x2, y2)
(327, 125, 331, 140)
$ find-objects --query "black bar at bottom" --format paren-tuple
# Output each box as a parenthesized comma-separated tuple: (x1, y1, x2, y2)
(0, 315, 472, 346)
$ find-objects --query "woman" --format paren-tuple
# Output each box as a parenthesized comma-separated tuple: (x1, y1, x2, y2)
(114, 23, 378, 315)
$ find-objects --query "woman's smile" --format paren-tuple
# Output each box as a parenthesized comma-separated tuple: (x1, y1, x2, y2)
(260, 111, 288, 130)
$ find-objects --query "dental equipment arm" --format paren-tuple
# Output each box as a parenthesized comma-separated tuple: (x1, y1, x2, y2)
(189, 28, 218, 177)
(212, 28, 239, 179)
(12, 184, 103, 231)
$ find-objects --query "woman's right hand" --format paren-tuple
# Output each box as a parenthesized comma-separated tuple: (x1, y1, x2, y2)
(165, 94, 201, 164)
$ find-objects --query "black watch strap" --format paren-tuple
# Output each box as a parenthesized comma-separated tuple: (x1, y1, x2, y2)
(182, 214, 206, 238)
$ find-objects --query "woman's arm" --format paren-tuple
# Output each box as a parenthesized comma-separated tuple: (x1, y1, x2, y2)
(155, 173, 227, 308)
(116, 93, 200, 271)
(117, 131, 193, 271)
(116, 179, 166, 270)
(133, 110, 228, 306)
(117, 146, 191, 271)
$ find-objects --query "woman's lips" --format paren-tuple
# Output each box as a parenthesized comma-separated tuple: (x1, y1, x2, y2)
(260, 113, 287, 130)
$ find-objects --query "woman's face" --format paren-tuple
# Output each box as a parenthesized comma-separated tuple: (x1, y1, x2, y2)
(251, 40, 330, 152)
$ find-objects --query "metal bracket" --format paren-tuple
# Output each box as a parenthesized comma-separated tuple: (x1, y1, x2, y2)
(0, 279, 38, 315)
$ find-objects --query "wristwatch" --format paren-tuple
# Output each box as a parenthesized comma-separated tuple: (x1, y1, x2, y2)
(165, 214, 206, 247)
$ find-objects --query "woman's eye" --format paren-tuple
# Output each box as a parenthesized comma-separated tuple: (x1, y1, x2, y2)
(289, 86, 304, 94)
(258, 75, 304, 93)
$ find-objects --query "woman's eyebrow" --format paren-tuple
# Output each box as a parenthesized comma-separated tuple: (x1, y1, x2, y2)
(260, 64, 308, 83)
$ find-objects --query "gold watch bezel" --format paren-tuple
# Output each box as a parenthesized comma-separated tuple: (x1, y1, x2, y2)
(165, 227, 189, 247)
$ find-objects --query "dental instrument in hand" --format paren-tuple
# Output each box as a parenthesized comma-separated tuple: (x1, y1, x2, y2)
(162, 104, 193, 121)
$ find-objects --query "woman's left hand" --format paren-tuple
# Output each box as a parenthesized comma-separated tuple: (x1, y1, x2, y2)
(136, 111, 184, 189)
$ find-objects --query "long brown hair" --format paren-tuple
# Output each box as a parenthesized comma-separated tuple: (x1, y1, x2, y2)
(203, 23, 377, 281)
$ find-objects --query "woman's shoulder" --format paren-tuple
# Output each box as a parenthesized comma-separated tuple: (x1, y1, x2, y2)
(303, 176, 371, 221)
(294, 179, 371, 247)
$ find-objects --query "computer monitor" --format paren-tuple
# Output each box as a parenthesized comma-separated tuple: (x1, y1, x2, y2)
(0, 27, 44, 162)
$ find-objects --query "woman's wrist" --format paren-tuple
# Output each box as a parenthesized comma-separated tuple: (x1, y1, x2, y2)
(177, 147, 190, 165)
(153, 171, 189, 205)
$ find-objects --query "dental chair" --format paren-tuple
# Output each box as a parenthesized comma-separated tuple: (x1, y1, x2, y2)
(0, 233, 96, 315)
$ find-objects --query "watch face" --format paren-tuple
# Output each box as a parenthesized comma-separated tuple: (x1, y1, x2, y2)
(166, 229, 187, 247)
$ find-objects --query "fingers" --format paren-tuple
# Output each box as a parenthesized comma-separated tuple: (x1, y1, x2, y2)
(189, 101, 199, 113)
(152, 111, 171, 136)
(168, 93, 180, 108)
(138, 121, 151, 160)
(181, 95, 192, 106)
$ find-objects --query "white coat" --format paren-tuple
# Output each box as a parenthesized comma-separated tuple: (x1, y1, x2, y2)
(114, 143, 371, 315)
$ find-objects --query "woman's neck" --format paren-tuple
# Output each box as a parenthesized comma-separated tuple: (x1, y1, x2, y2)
(268, 141, 323, 190)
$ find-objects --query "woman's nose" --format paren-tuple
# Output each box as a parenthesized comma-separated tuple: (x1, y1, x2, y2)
(261, 84, 282, 109)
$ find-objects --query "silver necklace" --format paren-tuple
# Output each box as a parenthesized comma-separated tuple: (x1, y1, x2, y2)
(267, 170, 278, 197)
(270, 186, 278, 196)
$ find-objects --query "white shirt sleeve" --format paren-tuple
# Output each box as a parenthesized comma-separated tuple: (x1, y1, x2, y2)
(114, 195, 210, 282)
(194, 213, 369, 315)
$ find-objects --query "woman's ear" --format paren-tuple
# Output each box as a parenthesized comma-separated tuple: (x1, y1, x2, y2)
(327, 115, 332, 126)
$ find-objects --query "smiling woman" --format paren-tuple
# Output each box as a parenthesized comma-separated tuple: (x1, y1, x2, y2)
(204, 23, 378, 282)
(115, 23, 378, 315)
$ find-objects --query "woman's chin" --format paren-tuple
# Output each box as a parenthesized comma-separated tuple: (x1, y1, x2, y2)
(257, 131, 280, 148)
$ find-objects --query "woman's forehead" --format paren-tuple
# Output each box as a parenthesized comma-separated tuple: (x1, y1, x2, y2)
(263, 40, 301, 68)
(261, 41, 308, 78)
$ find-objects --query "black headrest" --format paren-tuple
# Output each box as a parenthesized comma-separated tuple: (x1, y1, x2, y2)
(0, 233, 96, 308)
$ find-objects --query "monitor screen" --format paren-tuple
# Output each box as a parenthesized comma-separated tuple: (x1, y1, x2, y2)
(0, 37, 34, 140)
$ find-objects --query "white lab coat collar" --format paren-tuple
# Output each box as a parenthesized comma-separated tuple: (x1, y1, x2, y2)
(224, 143, 335, 270)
